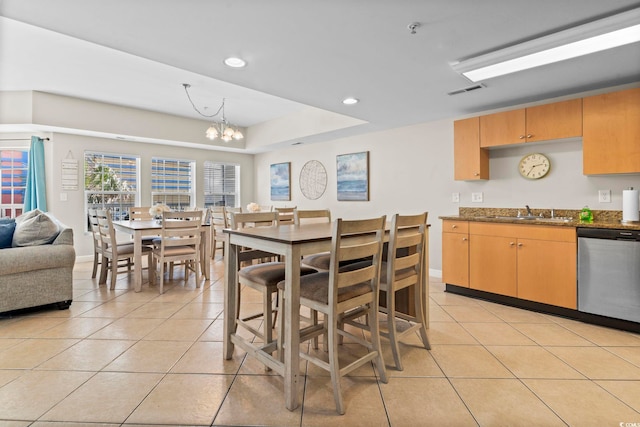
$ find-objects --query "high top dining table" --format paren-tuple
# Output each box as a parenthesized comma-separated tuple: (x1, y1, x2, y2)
(112, 219, 211, 292)
(223, 222, 429, 411)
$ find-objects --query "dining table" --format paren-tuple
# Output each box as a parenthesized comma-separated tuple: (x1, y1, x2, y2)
(112, 219, 211, 292)
(223, 222, 429, 411)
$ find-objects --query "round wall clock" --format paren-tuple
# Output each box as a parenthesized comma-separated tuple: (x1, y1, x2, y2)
(299, 160, 328, 200)
(518, 153, 550, 179)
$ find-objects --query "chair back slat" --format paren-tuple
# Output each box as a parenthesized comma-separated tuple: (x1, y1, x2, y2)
(230, 211, 279, 229)
(386, 212, 428, 287)
(275, 206, 296, 224)
(294, 209, 331, 225)
(130, 206, 152, 220)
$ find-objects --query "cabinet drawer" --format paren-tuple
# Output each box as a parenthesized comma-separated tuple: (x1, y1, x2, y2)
(469, 222, 576, 242)
(443, 220, 468, 234)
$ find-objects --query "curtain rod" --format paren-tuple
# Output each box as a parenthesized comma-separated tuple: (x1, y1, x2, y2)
(0, 137, 50, 141)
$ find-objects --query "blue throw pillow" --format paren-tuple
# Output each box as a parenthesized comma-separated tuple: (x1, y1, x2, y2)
(0, 218, 16, 249)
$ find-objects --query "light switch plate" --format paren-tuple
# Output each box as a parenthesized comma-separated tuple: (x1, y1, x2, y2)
(471, 192, 483, 203)
(452, 192, 460, 203)
(59, 193, 68, 202)
(598, 189, 611, 203)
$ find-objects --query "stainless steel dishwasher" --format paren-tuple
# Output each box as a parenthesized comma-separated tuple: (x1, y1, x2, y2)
(578, 228, 640, 323)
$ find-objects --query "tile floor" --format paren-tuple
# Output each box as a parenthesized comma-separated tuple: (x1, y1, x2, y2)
(1, 259, 640, 426)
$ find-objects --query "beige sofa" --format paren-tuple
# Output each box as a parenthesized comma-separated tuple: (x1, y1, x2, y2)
(0, 213, 75, 313)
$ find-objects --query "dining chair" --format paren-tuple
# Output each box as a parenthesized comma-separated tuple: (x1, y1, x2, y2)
(230, 211, 315, 357)
(295, 209, 333, 271)
(275, 206, 296, 224)
(151, 210, 203, 294)
(277, 216, 388, 414)
(129, 206, 152, 220)
(96, 209, 154, 290)
(210, 206, 228, 259)
(259, 205, 273, 212)
(87, 208, 104, 279)
(378, 212, 431, 370)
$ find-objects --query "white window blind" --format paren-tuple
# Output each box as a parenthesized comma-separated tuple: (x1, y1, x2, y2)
(204, 161, 240, 207)
(151, 157, 195, 210)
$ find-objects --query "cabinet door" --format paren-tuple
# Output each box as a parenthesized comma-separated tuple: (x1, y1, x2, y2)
(517, 239, 577, 309)
(526, 98, 582, 142)
(480, 109, 526, 147)
(454, 117, 489, 180)
(470, 234, 517, 296)
(442, 232, 469, 287)
(583, 87, 640, 175)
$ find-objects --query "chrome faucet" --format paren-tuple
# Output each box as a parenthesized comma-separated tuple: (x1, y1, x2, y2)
(525, 205, 533, 217)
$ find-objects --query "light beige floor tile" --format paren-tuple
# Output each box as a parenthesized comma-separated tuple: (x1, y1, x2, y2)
(32, 422, 119, 427)
(430, 345, 513, 378)
(429, 292, 483, 307)
(461, 322, 536, 345)
(87, 317, 166, 340)
(596, 380, 640, 413)
(198, 318, 224, 341)
(427, 303, 455, 322)
(142, 318, 212, 341)
(35, 317, 114, 338)
(604, 346, 640, 367)
(123, 301, 184, 318)
(171, 302, 224, 319)
(512, 323, 596, 346)
(0, 317, 67, 338)
(170, 341, 244, 374)
(0, 338, 24, 352)
(442, 305, 503, 323)
(300, 375, 387, 425)
(41, 372, 163, 424)
(486, 345, 584, 379)
(78, 302, 145, 318)
(0, 369, 24, 387)
(0, 339, 78, 369)
(524, 379, 640, 427)
(29, 300, 104, 317)
(303, 344, 376, 378)
(154, 287, 202, 304)
(105, 340, 192, 373)
(379, 340, 443, 377)
(37, 339, 134, 371)
(546, 346, 640, 379)
(426, 321, 479, 345)
(0, 421, 32, 427)
(381, 377, 476, 426)
(0, 370, 92, 420)
(215, 374, 302, 426)
(72, 288, 128, 302)
(126, 373, 232, 425)
(476, 301, 555, 323)
(451, 378, 566, 426)
(559, 320, 640, 346)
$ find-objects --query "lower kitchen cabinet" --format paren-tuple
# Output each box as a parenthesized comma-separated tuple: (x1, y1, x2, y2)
(466, 222, 577, 309)
(442, 220, 469, 287)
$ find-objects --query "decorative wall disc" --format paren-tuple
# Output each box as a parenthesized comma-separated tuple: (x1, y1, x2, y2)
(299, 160, 327, 200)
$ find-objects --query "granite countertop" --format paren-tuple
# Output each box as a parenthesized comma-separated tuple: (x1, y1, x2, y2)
(439, 207, 640, 231)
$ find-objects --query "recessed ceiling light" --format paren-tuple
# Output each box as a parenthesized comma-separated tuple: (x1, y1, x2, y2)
(224, 57, 247, 68)
(342, 97, 359, 105)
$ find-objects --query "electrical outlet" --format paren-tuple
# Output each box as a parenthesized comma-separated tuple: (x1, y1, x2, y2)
(471, 192, 483, 203)
(598, 189, 611, 203)
(452, 192, 460, 203)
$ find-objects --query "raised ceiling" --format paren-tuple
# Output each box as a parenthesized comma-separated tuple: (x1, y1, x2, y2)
(1, 0, 639, 152)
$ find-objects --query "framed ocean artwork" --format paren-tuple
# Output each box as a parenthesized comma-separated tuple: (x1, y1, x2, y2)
(270, 162, 291, 201)
(336, 151, 369, 201)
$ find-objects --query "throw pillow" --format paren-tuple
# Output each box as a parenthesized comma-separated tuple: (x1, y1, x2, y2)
(15, 208, 43, 225)
(12, 212, 60, 247)
(0, 218, 16, 249)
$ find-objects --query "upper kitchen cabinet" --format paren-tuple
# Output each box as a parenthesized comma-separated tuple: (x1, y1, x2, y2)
(454, 117, 489, 180)
(583, 87, 640, 175)
(480, 99, 583, 147)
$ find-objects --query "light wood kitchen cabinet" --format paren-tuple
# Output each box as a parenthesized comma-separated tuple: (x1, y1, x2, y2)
(442, 220, 469, 287)
(467, 222, 577, 308)
(583, 87, 640, 175)
(480, 98, 582, 147)
(454, 117, 489, 180)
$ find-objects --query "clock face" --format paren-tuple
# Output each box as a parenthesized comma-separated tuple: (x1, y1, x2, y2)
(519, 153, 550, 179)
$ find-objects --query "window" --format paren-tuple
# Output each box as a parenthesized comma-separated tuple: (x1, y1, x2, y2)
(151, 158, 195, 210)
(0, 149, 28, 218)
(204, 161, 240, 207)
(84, 152, 139, 220)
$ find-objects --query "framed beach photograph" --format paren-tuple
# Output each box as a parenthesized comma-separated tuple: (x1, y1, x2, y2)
(270, 162, 291, 201)
(336, 151, 369, 201)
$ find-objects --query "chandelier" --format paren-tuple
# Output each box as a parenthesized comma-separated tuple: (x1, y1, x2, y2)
(182, 83, 244, 142)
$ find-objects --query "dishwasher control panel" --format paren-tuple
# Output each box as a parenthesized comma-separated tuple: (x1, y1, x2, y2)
(577, 228, 640, 241)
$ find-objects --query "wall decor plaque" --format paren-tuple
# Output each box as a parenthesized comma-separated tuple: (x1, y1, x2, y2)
(299, 160, 327, 200)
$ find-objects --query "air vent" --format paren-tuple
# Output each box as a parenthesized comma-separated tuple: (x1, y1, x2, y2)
(447, 83, 485, 96)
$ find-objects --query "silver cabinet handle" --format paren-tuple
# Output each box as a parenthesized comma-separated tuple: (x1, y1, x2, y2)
(518, 135, 525, 139)
(509, 242, 515, 246)
(517, 242, 523, 247)
(526, 134, 533, 138)
(462, 237, 468, 241)
(452, 224, 457, 229)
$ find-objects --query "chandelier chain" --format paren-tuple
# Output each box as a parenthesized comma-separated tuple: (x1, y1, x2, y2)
(182, 83, 225, 119)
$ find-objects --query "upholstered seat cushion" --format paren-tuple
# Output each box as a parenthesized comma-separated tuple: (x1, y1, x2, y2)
(277, 271, 371, 305)
(302, 252, 372, 271)
(240, 262, 316, 287)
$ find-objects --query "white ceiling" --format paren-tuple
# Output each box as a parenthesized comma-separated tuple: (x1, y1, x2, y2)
(1, 0, 639, 151)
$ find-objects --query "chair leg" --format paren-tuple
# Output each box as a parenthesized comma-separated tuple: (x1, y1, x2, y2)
(92, 252, 99, 278)
(99, 258, 108, 285)
(387, 287, 403, 371)
(159, 259, 166, 294)
(110, 257, 118, 290)
(368, 302, 388, 383)
(328, 311, 345, 415)
(414, 282, 431, 350)
(147, 252, 155, 285)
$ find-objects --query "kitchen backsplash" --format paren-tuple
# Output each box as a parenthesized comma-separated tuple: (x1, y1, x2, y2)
(458, 207, 623, 222)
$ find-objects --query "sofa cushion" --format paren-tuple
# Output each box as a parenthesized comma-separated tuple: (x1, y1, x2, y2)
(12, 212, 60, 247)
(0, 218, 16, 249)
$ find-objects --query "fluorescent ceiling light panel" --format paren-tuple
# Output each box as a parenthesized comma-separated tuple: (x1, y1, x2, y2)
(452, 8, 640, 82)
